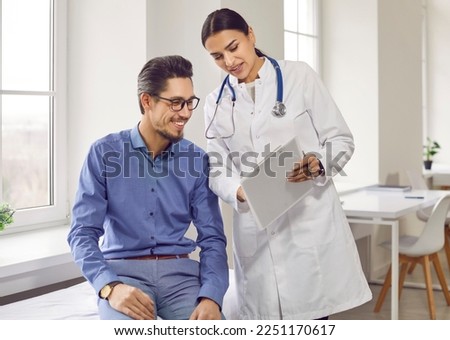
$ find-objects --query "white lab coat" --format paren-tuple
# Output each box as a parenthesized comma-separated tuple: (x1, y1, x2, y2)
(204, 58, 372, 319)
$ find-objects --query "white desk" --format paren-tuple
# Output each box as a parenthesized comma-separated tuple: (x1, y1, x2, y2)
(339, 187, 450, 320)
(423, 163, 450, 188)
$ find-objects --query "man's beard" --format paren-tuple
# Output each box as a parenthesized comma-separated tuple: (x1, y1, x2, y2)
(156, 128, 183, 144)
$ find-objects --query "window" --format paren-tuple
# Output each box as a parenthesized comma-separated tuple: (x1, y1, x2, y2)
(284, 0, 320, 72)
(1, 0, 67, 231)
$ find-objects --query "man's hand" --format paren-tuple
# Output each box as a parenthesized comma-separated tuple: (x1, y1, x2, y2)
(189, 298, 222, 320)
(107, 283, 155, 320)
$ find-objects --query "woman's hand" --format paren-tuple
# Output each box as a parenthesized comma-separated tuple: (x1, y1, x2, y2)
(236, 186, 246, 202)
(287, 154, 324, 182)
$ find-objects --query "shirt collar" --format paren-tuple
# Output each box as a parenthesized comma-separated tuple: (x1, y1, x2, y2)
(228, 57, 272, 88)
(130, 124, 146, 149)
(257, 56, 272, 80)
(130, 123, 178, 157)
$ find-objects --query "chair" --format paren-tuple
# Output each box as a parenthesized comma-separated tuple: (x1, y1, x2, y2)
(406, 170, 450, 271)
(407, 170, 450, 270)
(373, 194, 450, 319)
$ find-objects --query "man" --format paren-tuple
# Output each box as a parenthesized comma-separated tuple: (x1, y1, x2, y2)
(68, 55, 228, 320)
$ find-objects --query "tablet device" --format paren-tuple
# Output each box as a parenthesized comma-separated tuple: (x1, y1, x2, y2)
(241, 137, 313, 229)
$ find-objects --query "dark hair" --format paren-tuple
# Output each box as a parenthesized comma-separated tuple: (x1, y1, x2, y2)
(201, 8, 265, 57)
(137, 55, 193, 114)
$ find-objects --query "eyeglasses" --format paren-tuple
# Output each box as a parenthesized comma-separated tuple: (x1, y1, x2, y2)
(152, 94, 200, 112)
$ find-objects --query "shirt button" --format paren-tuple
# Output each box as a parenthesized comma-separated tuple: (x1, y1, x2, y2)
(149, 212, 154, 216)
(151, 188, 155, 192)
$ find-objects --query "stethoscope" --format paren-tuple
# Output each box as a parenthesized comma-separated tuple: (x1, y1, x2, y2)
(205, 56, 286, 139)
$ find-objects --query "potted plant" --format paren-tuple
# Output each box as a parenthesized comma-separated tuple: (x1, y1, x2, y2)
(423, 137, 441, 170)
(0, 203, 15, 232)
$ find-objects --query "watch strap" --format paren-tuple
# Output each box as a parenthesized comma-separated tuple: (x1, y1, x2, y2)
(100, 281, 123, 300)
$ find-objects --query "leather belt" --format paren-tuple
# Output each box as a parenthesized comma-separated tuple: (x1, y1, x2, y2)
(124, 254, 189, 260)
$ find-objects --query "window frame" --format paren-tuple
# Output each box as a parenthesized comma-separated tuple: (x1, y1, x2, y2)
(284, 0, 322, 74)
(0, 0, 68, 233)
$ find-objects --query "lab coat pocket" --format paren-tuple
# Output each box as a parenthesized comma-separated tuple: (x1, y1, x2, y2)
(287, 188, 336, 248)
(233, 212, 258, 258)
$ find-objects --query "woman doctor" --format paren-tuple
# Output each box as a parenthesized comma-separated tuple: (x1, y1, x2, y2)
(201, 8, 372, 320)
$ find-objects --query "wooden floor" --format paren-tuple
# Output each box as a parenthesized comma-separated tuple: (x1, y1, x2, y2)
(331, 250, 450, 320)
(331, 283, 450, 320)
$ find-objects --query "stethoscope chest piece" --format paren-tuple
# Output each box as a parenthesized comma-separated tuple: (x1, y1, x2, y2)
(207, 56, 287, 139)
(272, 101, 286, 117)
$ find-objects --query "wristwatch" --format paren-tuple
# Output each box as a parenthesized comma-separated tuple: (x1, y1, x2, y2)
(99, 281, 122, 300)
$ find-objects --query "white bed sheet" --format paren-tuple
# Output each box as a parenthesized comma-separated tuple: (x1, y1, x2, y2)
(0, 269, 238, 320)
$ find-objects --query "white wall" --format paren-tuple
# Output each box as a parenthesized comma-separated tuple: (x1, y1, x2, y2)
(427, 0, 450, 164)
(322, 0, 379, 185)
(67, 0, 147, 202)
(323, 0, 424, 187)
(378, 0, 423, 185)
(221, 0, 284, 59)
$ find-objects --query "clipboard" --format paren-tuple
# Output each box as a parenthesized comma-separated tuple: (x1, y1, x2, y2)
(240, 137, 313, 229)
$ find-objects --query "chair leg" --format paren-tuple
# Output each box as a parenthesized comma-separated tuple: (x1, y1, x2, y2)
(398, 260, 409, 299)
(431, 252, 450, 306)
(374, 265, 391, 313)
(445, 225, 450, 272)
(407, 262, 417, 274)
(422, 255, 437, 320)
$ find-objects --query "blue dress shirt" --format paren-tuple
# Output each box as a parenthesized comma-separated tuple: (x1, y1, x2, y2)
(68, 125, 229, 307)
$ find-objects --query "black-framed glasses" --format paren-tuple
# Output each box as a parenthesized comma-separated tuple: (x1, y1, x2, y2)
(152, 94, 200, 112)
